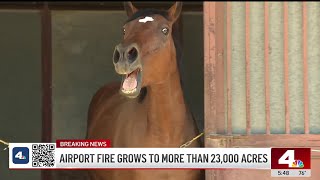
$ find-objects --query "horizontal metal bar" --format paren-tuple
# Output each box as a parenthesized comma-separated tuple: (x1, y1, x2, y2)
(0, 2, 203, 11)
(208, 134, 320, 148)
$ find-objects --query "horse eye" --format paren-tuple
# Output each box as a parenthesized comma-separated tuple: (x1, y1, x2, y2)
(162, 27, 169, 35)
(123, 28, 126, 35)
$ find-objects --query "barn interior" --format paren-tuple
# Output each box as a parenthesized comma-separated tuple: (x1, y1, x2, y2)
(0, 2, 204, 180)
(2, 1, 320, 180)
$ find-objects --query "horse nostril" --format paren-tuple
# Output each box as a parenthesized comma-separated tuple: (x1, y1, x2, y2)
(127, 47, 138, 63)
(113, 48, 121, 63)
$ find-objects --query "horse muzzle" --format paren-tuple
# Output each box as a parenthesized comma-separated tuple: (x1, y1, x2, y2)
(113, 43, 143, 98)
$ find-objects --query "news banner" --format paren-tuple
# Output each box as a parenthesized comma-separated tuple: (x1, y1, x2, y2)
(9, 140, 311, 177)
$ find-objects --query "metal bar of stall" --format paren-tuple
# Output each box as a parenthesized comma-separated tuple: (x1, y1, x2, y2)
(226, 2, 232, 135)
(302, 2, 309, 134)
(41, 2, 52, 149)
(215, 2, 226, 134)
(0, 2, 203, 11)
(264, 2, 271, 134)
(204, 2, 216, 138)
(283, 2, 290, 134)
(41, 3, 52, 180)
(245, 2, 251, 135)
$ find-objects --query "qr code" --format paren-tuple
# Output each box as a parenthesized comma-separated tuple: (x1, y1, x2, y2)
(32, 144, 55, 167)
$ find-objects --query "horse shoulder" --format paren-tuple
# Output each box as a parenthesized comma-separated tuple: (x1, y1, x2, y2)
(87, 82, 121, 133)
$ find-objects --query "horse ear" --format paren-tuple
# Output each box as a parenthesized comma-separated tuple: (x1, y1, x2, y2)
(124, 2, 138, 17)
(167, 2, 183, 23)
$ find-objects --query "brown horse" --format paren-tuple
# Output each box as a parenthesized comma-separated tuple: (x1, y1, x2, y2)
(87, 2, 204, 180)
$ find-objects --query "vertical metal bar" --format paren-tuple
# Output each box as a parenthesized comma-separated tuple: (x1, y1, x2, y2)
(264, 2, 271, 134)
(41, 2, 52, 143)
(283, 2, 290, 134)
(245, 2, 251, 135)
(41, 3, 52, 180)
(204, 1, 209, 139)
(215, 2, 226, 134)
(204, 2, 220, 179)
(302, 2, 309, 134)
(204, 1, 216, 139)
(208, 2, 216, 134)
(204, 6, 225, 180)
(226, 2, 232, 135)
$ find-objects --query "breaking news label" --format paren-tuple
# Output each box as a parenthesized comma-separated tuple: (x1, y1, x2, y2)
(271, 148, 311, 177)
(8, 140, 311, 177)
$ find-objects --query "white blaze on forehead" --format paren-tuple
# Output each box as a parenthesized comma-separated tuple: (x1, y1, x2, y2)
(138, 16, 154, 23)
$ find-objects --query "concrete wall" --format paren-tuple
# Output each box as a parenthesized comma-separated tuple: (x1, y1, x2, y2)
(0, 10, 42, 180)
(182, 12, 204, 133)
(52, 11, 124, 141)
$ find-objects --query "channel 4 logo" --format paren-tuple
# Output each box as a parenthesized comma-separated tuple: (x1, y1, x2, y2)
(271, 148, 311, 169)
(12, 147, 29, 164)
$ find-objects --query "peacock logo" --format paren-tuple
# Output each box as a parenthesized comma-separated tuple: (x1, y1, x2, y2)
(291, 160, 304, 168)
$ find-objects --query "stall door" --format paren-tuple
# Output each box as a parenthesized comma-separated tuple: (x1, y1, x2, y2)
(204, 2, 320, 180)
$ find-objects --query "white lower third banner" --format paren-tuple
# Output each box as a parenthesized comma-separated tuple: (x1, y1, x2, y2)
(9, 143, 271, 169)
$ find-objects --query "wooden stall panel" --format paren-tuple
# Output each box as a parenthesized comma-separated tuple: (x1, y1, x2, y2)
(249, 2, 266, 134)
(204, 1, 320, 180)
(308, 2, 320, 134)
(288, 2, 304, 134)
(204, 2, 225, 136)
(230, 2, 246, 134)
(212, 1, 320, 135)
(303, 1, 309, 134)
(269, 2, 285, 134)
(283, 2, 290, 134)
(226, 2, 232, 135)
(264, 2, 270, 134)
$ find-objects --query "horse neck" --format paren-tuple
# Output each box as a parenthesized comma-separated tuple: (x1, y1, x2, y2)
(145, 66, 189, 145)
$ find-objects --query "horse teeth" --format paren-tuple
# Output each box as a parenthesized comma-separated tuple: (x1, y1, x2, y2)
(123, 88, 137, 94)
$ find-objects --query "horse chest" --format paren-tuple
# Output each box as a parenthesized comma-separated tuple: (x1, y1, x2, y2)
(102, 100, 187, 147)
(109, 101, 149, 147)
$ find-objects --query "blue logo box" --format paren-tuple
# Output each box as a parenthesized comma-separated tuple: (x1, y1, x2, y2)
(12, 147, 29, 164)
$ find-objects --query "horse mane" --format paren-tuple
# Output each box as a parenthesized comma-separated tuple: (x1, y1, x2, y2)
(125, 8, 184, 103)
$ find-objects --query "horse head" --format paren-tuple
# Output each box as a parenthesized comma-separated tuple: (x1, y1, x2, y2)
(113, 2, 182, 98)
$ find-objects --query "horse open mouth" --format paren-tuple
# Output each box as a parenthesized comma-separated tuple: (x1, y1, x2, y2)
(120, 68, 142, 98)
